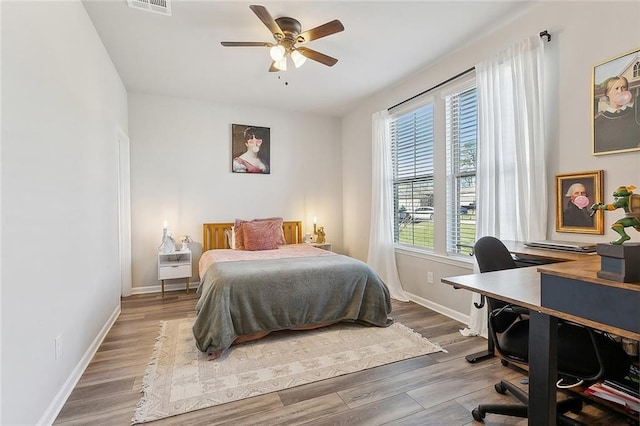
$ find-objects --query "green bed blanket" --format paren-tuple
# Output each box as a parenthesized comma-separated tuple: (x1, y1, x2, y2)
(193, 254, 393, 354)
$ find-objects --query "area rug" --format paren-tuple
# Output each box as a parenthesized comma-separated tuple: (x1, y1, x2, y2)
(132, 318, 444, 424)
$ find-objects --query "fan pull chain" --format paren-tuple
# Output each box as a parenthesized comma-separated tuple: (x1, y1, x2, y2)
(277, 76, 289, 86)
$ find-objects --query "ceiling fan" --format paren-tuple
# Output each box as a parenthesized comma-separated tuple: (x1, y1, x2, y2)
(221, 5, 344, 72)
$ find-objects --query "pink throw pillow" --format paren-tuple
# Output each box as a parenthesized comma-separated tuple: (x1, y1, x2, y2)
(234, 217, 285, 249)
(242, 221, 279, 251)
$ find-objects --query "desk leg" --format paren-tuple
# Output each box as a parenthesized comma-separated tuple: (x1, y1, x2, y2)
(465, 337, 494, 363)
(465, 301, 494, 363)
(528, 311, 557, 426)
(464, 346, 495, 364)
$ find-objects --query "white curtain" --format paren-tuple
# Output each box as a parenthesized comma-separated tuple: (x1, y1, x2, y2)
(463, 35, 548, 337)
(368, 110, 409, 301)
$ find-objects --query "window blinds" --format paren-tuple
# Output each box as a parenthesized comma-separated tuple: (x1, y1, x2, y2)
(391, 103, 435, 249)
(446, 85, 477, 255)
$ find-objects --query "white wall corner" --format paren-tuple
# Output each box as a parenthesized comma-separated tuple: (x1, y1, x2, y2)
(38, 305, 121, 426)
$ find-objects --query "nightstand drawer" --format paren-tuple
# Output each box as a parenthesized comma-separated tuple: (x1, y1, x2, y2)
(158, 264, 192, 280)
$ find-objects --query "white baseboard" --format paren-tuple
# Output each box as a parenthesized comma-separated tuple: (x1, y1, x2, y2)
(38, 304, 121, 426)
(130, 281, 199, 295)
(404, 291, 470, 326)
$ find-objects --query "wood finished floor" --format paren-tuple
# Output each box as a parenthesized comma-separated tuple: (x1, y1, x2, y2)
(54, 292, 634, 425)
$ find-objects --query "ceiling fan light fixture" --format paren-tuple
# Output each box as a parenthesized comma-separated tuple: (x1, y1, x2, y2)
(269, 44, 286, 61)
(291, 49, 307, 68)
(222, 5, 344, 72)
(274, 57, 287, 71)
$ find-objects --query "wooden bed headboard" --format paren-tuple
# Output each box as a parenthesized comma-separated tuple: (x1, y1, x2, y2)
(202, 221, 303, 251)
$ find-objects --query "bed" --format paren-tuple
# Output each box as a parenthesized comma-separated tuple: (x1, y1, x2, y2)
(193, 219, 393, 358)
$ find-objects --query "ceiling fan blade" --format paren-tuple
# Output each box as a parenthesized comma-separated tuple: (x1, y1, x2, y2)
(297, 47, 338, 67)
(297, 20, 344, 43)
(249, 5, 283, 39)
(221, 41, 273, 47)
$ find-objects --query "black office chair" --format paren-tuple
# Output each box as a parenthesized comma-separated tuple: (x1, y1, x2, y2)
(471, 236, 631, 425)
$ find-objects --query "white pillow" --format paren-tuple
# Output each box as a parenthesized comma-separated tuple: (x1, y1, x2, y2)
(225, 227, 236, 249)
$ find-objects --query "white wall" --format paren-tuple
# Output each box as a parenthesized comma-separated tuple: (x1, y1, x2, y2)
(128, 94, 342, 290)
(342, 1, 640, 317)
(1, 1, 128, 424)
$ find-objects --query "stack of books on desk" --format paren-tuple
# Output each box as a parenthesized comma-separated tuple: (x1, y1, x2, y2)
(585, 380, 640, 413)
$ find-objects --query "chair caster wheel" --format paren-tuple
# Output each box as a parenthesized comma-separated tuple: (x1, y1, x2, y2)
(472, 407, 485, 421)
(495, 382, 507, 394)
(500, 359, 509, 366)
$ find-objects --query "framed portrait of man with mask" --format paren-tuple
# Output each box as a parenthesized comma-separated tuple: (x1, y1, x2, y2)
(556, 170, 604, 234)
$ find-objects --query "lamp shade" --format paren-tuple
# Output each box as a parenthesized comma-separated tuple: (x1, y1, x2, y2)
(269, 45, 286, 61)
(274, 57, 287, 71)
(291, 49, 307, 68)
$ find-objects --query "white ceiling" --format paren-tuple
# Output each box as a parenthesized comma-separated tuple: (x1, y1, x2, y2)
(82, 1, 535, 117)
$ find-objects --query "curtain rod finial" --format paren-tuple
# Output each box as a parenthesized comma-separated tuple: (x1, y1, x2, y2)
(540, 30, 551, 42)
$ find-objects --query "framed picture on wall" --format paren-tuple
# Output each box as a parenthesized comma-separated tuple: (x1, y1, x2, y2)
(592, 48, 640, 155)
(555, 170, 604, 234)
(231, 124, 270, 174)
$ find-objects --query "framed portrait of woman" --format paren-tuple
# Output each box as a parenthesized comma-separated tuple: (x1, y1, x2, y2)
(231, 124, 271, 174)
(555, 170, 604, 234)
(592, 48, 640, 155)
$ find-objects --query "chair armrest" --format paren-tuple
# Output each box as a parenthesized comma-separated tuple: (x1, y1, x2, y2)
(504, 305, 529, 316)
(490, 304, 529, 318)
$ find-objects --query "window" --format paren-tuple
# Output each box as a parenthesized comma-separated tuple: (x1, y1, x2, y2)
(391, 76, 477, 256)
(391, 103, 435, 249)
(446, 85, 477, 255)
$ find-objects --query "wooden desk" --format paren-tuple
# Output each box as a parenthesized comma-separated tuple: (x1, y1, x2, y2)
(442, 256, 640, 426)
(538, 258, 639, 339)
(463, 242, 593, 363)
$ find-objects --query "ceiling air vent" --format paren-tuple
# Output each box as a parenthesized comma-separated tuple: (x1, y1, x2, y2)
(127, 0, 171, 16)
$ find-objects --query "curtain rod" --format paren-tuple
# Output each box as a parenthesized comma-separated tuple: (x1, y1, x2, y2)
(388, 67, 474, 111)
(388, 30, 551, 112)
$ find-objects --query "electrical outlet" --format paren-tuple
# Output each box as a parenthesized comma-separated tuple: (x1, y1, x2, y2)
(55, 334, 62, 360)
(427, 271, 434, 284)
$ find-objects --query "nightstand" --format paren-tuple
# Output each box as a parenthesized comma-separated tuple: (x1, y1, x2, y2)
(307, 242, 332, 252)
(158, 249, 192, 296)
